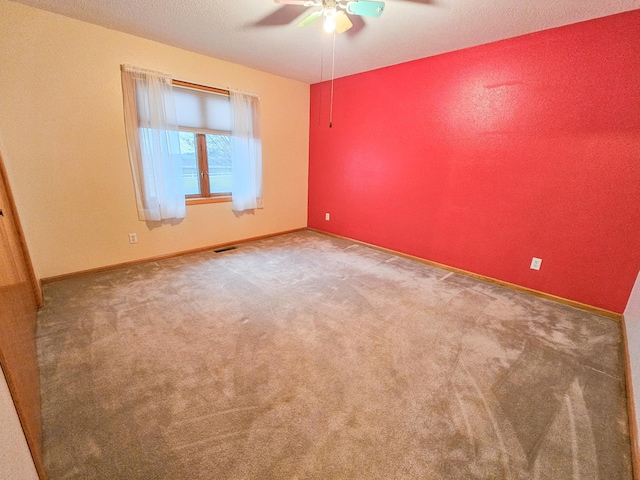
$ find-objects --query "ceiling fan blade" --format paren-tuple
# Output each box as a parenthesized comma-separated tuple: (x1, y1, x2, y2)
(296, 10, 322, 27)
(335, 11, 353, 33)
(347, 0, 385, 17)
(255, 5, 310, 26)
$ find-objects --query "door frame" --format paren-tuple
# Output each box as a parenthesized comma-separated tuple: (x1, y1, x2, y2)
(0, 148, 47, 479)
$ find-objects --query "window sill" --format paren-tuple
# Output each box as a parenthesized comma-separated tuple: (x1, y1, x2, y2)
(186, 195, 231, 206)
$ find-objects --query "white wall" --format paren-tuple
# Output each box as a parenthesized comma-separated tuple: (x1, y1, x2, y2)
(625, 271, 640, 445)
(0, 1, 310, 280)
(0, 366, 38, 480)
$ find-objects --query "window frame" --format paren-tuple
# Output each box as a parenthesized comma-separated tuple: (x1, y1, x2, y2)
(171, 79, 232, 206)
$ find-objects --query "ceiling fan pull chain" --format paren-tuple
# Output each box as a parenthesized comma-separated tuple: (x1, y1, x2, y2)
(329, 28, 336, 128)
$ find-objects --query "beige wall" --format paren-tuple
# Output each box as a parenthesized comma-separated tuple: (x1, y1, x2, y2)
(0, 1, 310, 279)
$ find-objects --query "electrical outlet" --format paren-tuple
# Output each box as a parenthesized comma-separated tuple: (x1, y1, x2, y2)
(129, 233, 138, 244)
(530, 257, 542, 270)
(325, 213, 330, 221)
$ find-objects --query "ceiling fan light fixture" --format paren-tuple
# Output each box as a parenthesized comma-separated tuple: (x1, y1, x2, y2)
(323, 7, 337, 33)
(279, 0, 383, 33)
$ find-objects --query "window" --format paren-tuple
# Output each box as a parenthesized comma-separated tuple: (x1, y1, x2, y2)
(122, 65, 262, 220)
(172, 80, 233, 204)
(176, 132, 232, 199)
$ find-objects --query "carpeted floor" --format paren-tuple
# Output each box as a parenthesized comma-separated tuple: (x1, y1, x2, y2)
(37, 230, 632, 479)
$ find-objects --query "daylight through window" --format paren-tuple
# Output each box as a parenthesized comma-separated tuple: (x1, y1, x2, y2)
(172, 81, 233, 202)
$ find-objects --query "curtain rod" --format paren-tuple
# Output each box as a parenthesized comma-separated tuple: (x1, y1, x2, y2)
(121, 64, 259, 99)
(172, 79, 230, 96)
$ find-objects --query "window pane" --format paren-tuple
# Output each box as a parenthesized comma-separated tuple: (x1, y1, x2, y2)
(206, 134, 232, 194)
(178, 131, 200, 196)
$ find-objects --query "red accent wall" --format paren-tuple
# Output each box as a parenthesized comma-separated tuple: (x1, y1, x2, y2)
(308, 10, 640, 314)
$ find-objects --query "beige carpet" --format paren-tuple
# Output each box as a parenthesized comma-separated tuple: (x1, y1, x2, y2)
(37, 230, 632, 479)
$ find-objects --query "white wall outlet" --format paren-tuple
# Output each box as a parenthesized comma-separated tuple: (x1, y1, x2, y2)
(530, 257, 542, 270)
(325, 213, 330, 221)
(128, 233, 138, 244)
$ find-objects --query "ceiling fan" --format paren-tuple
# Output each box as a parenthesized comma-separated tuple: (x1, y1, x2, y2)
(275, 0, 385, 34)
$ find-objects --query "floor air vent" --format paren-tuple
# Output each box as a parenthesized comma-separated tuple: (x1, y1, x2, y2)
(214, 246, 237, 253)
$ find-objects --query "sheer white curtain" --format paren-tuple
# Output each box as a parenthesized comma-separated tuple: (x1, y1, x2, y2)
(121, 65, 186, 221)
(230, 90, 263, 212)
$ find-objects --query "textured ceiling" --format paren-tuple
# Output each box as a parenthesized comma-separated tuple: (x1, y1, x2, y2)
(9, 0, 640, 84)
